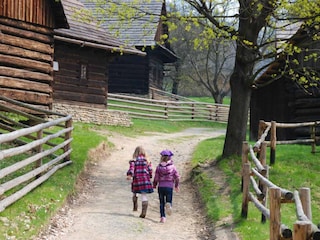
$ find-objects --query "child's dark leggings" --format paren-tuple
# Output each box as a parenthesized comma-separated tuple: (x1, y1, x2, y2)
(158, 187, 173, 217)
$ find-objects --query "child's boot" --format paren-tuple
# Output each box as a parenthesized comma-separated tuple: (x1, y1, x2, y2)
(132, 196, 138, 211)
(139, 201, 148, 218)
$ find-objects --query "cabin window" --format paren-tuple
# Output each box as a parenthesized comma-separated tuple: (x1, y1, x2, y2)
(80, 64, 88, 80)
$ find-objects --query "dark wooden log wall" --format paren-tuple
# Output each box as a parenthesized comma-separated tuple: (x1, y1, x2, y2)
(0, 17, 54, 109)
(53, 42, 110, 107)
(148, 55, 164, 89)
(108, 55, 149, 94)
(250, 79, 320, 141)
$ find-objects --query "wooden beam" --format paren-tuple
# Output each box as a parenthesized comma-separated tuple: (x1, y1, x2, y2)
(0, 44, 52, 62)
(0, 54, 52, 74)
(0, 88, 51, 105)
(0, 33, 52, 54)
(0, 76, 52, 93)
(0, 66, 52, 82)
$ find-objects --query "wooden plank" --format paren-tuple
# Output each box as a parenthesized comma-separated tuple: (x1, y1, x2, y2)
(0, 54, 52, 74)
(0, 22, 52, 43)
(54, 76, 107, 88)
(0, 16, 52, 35)
(53, 91, 105, 104)
(53, 84, 105, 95)
(0, 76, 52, 93)
(0, 88, 51, 105)
(0, 66, 52, 82)
(0, 33, 52, 54)
(0, 44, 52, 62)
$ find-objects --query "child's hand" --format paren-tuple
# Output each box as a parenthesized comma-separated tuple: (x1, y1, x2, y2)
(175, 187, 180, 193)
(126, 176, 132, 180)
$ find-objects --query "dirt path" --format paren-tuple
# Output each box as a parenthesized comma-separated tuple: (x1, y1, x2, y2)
(37, 128, 239, 240)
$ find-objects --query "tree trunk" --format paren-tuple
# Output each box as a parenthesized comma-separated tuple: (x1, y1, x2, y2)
(222, 42, 256, 157)
(222, 70, 252, 157)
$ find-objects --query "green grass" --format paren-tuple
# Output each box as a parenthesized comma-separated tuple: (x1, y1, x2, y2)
(91, 118, 226, 137)
(191, 137, 320, 240)
(189, 96, 231, 105)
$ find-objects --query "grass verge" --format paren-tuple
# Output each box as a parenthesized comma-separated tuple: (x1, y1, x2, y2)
(191, 136, 320, 240)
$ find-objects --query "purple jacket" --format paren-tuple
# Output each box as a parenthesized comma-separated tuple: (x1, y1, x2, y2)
(153, 160, 180, 189)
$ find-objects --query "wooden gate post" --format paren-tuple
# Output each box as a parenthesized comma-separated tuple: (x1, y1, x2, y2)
(311, 124, 316, 154)
(259, 142, 268, 223)
(64, 118, 73, 162)
(241, 162, 251, 218)
(241, 142, 249, 192)
(269, 187, 281, 240)
(299, 188, 312, 221)
(293, 221, 311, 240)
(270, 121, 277, 165)
(35, 129, 43, 178)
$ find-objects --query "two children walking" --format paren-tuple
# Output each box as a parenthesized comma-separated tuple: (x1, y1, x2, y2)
(126, 146, 180, 223)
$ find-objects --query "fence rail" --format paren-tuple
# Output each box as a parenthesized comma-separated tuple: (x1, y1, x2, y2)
(107, 93, 229, 123)
(0, 96, 73, 212)
(258, 120, 320, 165)
(242, 120, 320, 239)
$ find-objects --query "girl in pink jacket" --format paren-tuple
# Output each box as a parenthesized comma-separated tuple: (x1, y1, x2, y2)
(153, 150, 180, 223)
(127, 146, 153, 218)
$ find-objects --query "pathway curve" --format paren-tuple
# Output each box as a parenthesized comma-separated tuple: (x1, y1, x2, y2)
(37, 128, 240, 240)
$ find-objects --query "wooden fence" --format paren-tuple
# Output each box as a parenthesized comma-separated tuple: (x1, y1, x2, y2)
(242, 122, 320, 240)
(0, 96, 73, 212)
(107, 93, 229, 123)
(257, 120, 320, 165)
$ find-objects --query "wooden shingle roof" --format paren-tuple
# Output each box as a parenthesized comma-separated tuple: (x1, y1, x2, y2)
(54, 0, 145, 56)
(82, 0, 178, 62)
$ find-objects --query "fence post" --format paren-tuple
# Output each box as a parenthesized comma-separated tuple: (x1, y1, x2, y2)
(191, 103, 195, 119)
(299, 188, 312, 221)
(258, 120, 265, 139)
(293, 221, 311, 240)
(270, 121, 277, 165)
(207, 105, 213, 120)
(64, 118, 73, 162)
(35, 129, 43, 177)
(311, 124, 316, 154)
(241, 162, 251, 218)
(164, 102, 168, 119)
(269, 187, 281, 240)
(215, 105, 219, 121)
(241, 142, 249, 192)
(259, 142, 268, 223)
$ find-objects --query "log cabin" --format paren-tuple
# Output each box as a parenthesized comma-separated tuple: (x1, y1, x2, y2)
(0, 0, 68, 110)
(82, 0, 178, 95)
(250, 23, 320, 140)
(53, 0, 145, 108)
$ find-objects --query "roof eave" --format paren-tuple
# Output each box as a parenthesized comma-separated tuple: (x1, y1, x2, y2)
(54, 35, 146, 56)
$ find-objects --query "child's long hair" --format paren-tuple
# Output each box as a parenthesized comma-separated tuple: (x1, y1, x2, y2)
(133, 146, 146, 158)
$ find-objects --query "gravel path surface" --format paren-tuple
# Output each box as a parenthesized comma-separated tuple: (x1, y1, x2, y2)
(37, 128, 239, 240)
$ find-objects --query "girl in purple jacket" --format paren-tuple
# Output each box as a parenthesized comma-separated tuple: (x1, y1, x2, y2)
(153, 149, 180, 223)
(127, 146, 153, 218)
